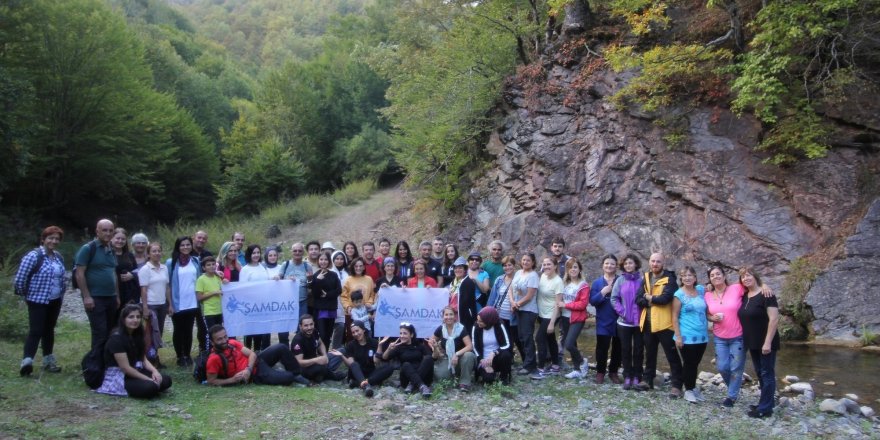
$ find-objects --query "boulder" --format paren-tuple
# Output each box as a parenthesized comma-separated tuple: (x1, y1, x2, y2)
(845, 393, 859, 402)
(698, 371, 715, 381)
(819, 399, 847, 415)
(861, 406, 875, 418)
(783, 375, 800, 384)
(790, 382, 813, 393)
(840, 398, 860, 414)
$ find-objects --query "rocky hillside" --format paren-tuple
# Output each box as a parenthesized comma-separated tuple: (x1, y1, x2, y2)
(445, 47, 880, 344)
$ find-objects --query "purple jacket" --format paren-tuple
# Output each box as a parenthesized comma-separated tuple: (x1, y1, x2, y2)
(611, 272, 643, 326)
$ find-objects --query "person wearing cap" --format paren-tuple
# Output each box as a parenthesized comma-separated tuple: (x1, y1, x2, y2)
(466, 252, 491, 309)
(131, 233, 150, 269)
(321, 241, 336, 254)
(448, 256, 479, 332)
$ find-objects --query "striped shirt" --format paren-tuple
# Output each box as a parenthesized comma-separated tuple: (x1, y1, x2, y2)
(14, 247, 66, 304)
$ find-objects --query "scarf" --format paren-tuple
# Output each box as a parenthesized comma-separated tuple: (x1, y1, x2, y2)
(449, 277, 463, 311)
(442, 322, 464, 372)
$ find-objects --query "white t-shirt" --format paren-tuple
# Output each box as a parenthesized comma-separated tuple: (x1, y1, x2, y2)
(239, 264, 270, 282)
(482, 328, 499, 358)
(176, 262, 198, 311)
(537, 274, 563, 318)
(138, 261, 168, 305)
(560, 281, 584, 318)
(511, 270, 540, 314)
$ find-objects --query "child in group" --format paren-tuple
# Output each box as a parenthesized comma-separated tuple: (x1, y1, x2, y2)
(196, 256, 227, 351)
(349, 290, 374, 338)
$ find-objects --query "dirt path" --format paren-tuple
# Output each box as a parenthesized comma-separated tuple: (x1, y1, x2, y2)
(279, 185, 439, 248)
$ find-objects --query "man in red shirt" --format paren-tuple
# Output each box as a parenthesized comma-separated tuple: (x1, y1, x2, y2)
(361, 241, 382, 283)
(206, 325, 308, 386)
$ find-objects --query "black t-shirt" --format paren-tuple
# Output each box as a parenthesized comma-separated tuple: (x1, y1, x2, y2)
(738, 293, 781, 351)
(425, 259, 443, 282)
(433, 325, 467, 355)
(344, 338, 378, 370)
(104, 331, 140, 368)
(390, 339, 430, 364)
(377, 275, 403, 288)
(291, 331, 322, 359)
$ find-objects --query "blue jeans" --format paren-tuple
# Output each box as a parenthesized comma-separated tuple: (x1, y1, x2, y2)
(749, 349, 777, 413)
(714, 336, 746, 400)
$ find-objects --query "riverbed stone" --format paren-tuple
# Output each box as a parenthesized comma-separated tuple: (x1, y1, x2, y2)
(783, 375, 800, 384)
(790, 382, 813, 393)
(861, 406, 875, 418)
(698, 371, 715, 381)
(840, 398, 860, 414)
(820, 399, 847, 415)
(845, 393, 859, 402)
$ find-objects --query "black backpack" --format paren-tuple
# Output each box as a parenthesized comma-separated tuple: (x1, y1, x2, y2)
(71, 241, 98, 290)
(81, 345, 105, 389)
(14, 249, 45, 296)
(193, 347, 229, 384)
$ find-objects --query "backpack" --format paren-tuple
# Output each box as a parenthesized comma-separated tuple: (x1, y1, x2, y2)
(81, 345, 106, 389)
(193, 347, 229, 384)
(71, 241, 98, 290)
(14, 249, 45, 296)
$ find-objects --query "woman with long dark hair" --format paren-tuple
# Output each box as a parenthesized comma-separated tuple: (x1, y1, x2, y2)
(239, 244, 270, 351)
(309, 252, 342, 349)
(440, 244, 459, 287)
(738, 267, 780, 418)
(167, 236, 202, 367)
(486, 255, 523, 363)
(394, 241, 414, 284)
(511, 253, 539, 376)
(560, 258, 589, 379)
(672, 266, 709, 403)
(15, 226, 66, 376)
(378, 323, 433, 398)
(95, 304, 172, 398)
(343, 241, 360, 263)
(589, 254, 622, 384)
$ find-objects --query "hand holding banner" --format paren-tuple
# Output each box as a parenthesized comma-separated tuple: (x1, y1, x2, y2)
(373, 287, 448, 337)
(221, 280, 299, 337)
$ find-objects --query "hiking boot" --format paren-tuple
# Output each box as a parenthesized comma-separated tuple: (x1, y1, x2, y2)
(43, 354, 62, 373)
(684, 389, 698, 403)
(747, 408, 772, 419)
(20, 357, 33, 377)
(594, 373, 605, 384)
(364, 385, 375, 398)
(622, 377, 632, 390)
(608, 372, 623, 384)
(419, 384, 432, 398)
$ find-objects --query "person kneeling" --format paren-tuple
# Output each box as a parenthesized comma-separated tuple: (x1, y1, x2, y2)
(291, 314, 345, 383)
(206, 324, 308, 386)
(472, 307, 513, 386)
(96, 304, 172, 398)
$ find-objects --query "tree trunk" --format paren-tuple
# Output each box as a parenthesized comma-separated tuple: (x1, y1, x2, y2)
(562, 0, 592, 37)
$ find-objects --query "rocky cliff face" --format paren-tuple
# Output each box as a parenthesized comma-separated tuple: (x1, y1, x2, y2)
(448, 58, 880, 342)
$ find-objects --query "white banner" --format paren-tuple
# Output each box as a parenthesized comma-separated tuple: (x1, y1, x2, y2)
(373, 287, 448, 338)
(221, 280, 299, 337)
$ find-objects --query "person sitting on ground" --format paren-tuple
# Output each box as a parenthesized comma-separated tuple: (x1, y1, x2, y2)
(290, 314, 345, 383)
(205, 324, 308, 386)
(96, 304, 172, 398)
(472, 306, 513, 385)
(330, 321, 393, 398)
(378, 323, 433, 398)
(430, 306, 476, 392)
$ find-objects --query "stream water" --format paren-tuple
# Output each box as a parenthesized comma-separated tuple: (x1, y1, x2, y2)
(573, 332, 880, 404)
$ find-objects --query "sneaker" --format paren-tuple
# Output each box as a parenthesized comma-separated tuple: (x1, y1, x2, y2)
(516, 368, 531, 376)
(634, 378, 650, 391)
(684, 389, 698, 403)
(530, 371, 547, 380)
(564, 370, 583, 379)
(693, 388, 706, 402)
(458, 384, 471, 393)
(548, 365, 561, 374)
(722, 397, 735, 408)
(579, 360, 590, 376)
(364, 385, 375, 398)
(668, 387, 683, 399)
(622, 377, 632, 390)
(404, 384, 415, 394)
(747, 408, 772, 419)
(43, 354, 62, 373)
(419, 384, 432, 398)
(20, 357, 33, 377)
(594, 373, 605, 384)
(608, 373, 623, 384)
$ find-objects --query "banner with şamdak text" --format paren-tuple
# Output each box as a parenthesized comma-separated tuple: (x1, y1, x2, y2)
(221, 280, 299, 337)
(373, 287, 448, 337)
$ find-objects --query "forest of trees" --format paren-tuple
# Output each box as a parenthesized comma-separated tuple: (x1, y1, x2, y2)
(1, 0, 876, 232)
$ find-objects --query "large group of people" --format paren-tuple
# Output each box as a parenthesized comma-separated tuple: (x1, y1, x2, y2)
(14, 221, 781, 418)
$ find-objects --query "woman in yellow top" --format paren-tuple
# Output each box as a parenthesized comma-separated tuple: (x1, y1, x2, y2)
(341, 257, 376, 315)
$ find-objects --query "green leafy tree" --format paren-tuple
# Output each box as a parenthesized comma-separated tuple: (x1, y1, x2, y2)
(340, 124, 394, 183)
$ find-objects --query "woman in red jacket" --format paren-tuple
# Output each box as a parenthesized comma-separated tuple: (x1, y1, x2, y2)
(559, 258, 590, 379)
(406, 260, 438, 288)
